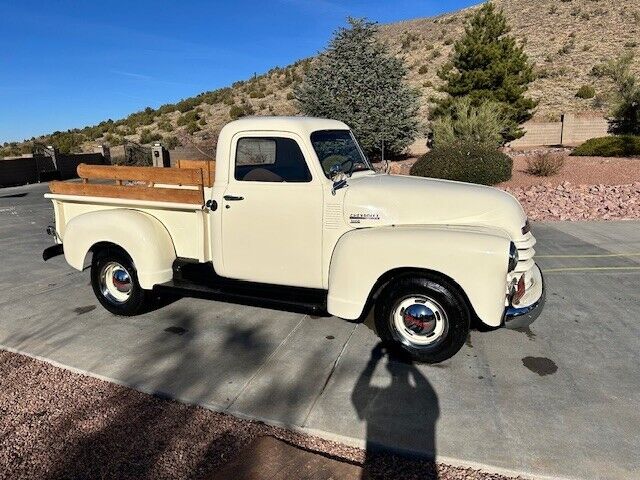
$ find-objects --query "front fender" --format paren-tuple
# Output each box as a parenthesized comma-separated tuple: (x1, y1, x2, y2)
(327, 226, 511, 327)
(63, 209, 176, 289)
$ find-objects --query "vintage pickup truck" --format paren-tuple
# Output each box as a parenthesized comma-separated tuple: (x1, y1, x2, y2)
(43, 116, 544, 363)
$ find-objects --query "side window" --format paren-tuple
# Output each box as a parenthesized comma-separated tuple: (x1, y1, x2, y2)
(235, 137, 312, 183)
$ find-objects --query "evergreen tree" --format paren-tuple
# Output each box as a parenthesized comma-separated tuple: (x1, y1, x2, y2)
(602, 53, 640, 135)
(296, 18, 419, 158)
(435, 2, 536, 143)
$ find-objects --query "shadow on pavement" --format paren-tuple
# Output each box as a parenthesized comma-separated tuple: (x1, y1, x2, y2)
(33, 307, 274, 480)
(352, 343, 440, 479)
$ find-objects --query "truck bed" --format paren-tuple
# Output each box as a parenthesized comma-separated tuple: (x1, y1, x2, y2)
(45, 160, 216, 262)
(48, 160, 215, 204)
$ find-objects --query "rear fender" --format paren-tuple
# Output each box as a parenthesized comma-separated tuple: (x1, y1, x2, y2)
(63, 209, 176, 289)
(327, 226, 511, 327)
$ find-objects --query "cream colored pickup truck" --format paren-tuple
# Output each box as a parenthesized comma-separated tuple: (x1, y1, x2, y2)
(43, 116, 544, 363)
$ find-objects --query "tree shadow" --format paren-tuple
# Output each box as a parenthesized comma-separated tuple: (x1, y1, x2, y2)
(28, 305, 275, 480)
(352, 343, 440, 479)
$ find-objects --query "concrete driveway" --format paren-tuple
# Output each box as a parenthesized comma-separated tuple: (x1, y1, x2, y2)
(1, 182, 639, 480)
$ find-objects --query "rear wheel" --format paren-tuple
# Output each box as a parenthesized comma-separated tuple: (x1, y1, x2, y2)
(374, 274, 470, 363)
(91, 248, 150, 316)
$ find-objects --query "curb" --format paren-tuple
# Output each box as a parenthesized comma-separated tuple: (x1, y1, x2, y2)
(1, 343, 578, 480)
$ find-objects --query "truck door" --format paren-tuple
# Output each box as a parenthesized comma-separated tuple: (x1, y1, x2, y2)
(221, 132, 323, 289)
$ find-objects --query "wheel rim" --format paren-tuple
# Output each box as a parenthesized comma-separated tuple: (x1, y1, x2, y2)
(390, 295, 449, 349)
(99, 261, 133, 304)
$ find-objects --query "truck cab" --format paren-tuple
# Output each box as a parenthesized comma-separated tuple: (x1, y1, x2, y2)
(44, 116, 544, 363)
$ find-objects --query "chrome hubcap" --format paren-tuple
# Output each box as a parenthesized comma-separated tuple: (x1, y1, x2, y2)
(100, 262, 133, 304)
(391, 296, 449, 348)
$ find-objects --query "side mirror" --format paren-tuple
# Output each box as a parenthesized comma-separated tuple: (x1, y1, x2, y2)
(331, 178, 348, 196)
(329, 163, 348, 195)
(329, 163, 344, 180)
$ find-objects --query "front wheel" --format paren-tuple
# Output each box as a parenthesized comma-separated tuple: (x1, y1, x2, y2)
(374, 275, 470, 363)
(91, 248, 150, 316)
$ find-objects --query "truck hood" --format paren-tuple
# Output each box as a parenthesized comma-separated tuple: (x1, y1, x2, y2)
(343, 174, 527, 239)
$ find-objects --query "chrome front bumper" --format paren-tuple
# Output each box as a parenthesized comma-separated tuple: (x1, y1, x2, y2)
(504, 264, 545, 329)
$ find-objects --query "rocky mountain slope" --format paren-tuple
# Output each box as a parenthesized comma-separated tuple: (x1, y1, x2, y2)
(2, 0, 638, 157)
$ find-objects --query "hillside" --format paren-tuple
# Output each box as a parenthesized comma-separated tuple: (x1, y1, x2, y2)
(2, 0, 639, 157)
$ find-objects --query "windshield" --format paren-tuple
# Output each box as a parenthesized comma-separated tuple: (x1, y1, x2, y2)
(310, 130, 372, 178)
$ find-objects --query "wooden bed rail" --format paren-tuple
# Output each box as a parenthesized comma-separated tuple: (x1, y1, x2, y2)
(48, 163, 209, 205)
(176, 159, 216, 187)
(77, 163, 204, 186)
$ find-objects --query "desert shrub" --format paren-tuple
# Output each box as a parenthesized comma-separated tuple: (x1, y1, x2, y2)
(571, 136, 640, 157)
(176, 98, 199, 113)
(430, 96, 507, 148)
(157, 118, 173, 132)
(418, 65, 429, 74)
(162, 135, 180, 150)
(410, 141, 512, 185)
(286, 92, 295, 100)
(229, 104, 254, 120)
(558, 38, 576, 55)
(185, 122, 201, 135)
(138, 129, 162, 144)
(576, 85, 596, 99)
(525, 153, 566, 176)
(177, 110, 200, 126)
(104, 133, 123, 146)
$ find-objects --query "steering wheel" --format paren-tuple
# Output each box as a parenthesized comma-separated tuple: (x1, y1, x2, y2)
(322, 155, 353, 176)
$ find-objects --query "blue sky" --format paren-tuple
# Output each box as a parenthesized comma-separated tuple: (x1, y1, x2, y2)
(0, 0, 477, 143)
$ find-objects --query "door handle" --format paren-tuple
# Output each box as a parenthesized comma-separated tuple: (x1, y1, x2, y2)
(224, 195, 244, 201)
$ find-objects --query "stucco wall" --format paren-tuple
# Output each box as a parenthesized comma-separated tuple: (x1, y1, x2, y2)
(510, 113, 610, 148)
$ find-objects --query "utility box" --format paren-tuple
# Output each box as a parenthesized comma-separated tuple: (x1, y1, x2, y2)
(151, 143, 170, 167)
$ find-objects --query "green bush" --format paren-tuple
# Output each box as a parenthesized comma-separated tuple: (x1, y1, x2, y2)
(410, 141, 513, 185)
(430, 96, 507, 148)
(571, 136, 640, 157)
(576, 85, 596, 99)
(157, 118, 173, 132)
(162, 135, 180, 150)
(177, 110, 200, 126)
(139, 129, 162, 144)
(229, 103, 254, 120)
(185, 122, 201, 135)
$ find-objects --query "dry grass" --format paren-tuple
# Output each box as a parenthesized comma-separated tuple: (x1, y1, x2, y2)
(525, 152, 566, 176)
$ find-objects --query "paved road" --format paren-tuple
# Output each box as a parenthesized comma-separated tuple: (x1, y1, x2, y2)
(1, 182, 639, 480)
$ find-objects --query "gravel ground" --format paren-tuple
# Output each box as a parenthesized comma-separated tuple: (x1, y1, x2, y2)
(0, 350, 518, 480)
(502, 153, 640, 188)
(503, 182, 640, 221)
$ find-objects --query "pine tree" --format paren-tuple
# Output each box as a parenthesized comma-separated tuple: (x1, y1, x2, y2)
(603, 53, 640, 135)
(296, 18, 419, 158)
(435, 2, 536, 143)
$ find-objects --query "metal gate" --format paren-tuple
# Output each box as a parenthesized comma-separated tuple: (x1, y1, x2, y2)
(122, 140, 152, 166)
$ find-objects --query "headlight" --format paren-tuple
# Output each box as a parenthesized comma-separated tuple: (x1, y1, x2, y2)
(508, 242, 519, 272)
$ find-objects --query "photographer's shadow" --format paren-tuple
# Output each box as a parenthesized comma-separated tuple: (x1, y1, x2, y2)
(352, 343, 439, 479)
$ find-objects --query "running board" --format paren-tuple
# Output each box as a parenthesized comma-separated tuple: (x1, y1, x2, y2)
(153, 260, 328, 316)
